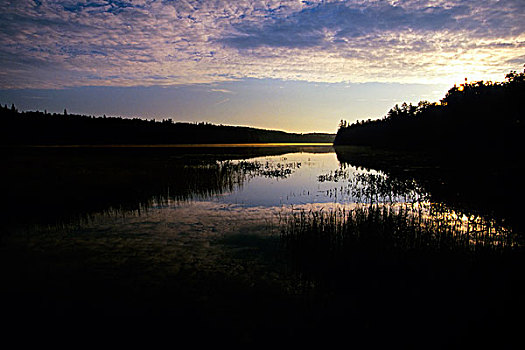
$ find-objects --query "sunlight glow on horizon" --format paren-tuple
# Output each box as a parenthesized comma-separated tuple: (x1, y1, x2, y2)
(0, 0, 523, 132)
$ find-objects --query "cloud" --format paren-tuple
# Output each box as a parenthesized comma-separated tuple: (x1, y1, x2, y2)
(210, 88, 234, 94)
(506, 54, 525, 65)
(0, 0, 523, 89)
(220, 1, 469, 49)
(214, 98, 230, 105)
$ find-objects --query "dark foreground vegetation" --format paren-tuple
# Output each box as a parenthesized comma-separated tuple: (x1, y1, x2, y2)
(334, 69, 525, 157)
(280, 203, 523, 348)
(278, 166, 523, 348)
(0, 105, 334, 144)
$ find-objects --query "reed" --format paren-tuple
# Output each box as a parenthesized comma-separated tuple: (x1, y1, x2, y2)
(279, 202, 521, 286)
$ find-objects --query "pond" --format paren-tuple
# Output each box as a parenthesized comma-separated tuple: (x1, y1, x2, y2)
(1, 145, 523, 347)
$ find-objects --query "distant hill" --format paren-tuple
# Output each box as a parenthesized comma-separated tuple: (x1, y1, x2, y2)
(0, 107, 334, 145)
(334, 68, 525, 158)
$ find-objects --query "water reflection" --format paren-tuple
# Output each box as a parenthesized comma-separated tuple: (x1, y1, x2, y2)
(3, 145, 520, 248)
(319, 168, 429, 204)
(1, 145, 523, 347)
(312, 161, 520, 252)
(334, 145, 523, 232)
(2, 146, 330, 228)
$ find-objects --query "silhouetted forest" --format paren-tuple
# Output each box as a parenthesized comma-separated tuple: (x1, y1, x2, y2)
(334, 69, 525, 157)
(0, 106, 334, 145)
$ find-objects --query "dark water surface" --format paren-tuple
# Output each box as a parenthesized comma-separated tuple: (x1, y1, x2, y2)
(1, 145, 523, 346)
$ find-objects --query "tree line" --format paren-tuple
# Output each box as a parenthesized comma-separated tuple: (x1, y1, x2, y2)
(334, 68, 525, 158)
(0, 106, 334, 145)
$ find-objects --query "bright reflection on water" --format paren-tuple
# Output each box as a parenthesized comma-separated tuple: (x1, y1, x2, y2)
(215, 152, 376, 207)
(2, 145, 523, 347)
(4, 146, 520, 257)
(35, 148, 516, 254)
(10, 148, 514, 244)
(69, 152, 376, 239)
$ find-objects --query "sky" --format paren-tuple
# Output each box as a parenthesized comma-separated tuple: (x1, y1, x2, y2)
(0, 0, 524, 133)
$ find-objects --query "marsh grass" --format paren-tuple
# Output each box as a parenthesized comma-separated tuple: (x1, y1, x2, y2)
(278, 202, 523, 347)
(280, 202, 520, 286)
(1, 147, 303, 230)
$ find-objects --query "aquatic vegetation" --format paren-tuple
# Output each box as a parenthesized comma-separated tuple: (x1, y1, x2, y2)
(1, 148, 306, 229)
(280, 203, 519, 258)
(277, 201, 523, 347)
(283, 162, 519, 275)
(319, 168, 429, 204)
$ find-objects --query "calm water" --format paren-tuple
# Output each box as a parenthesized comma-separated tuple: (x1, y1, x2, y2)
(1, 145, 523, 346)
(1, 147, 381, 274)
(3, 146, 430, 239)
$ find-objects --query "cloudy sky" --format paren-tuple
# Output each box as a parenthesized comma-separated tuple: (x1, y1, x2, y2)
(0, 0, 523, 132)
